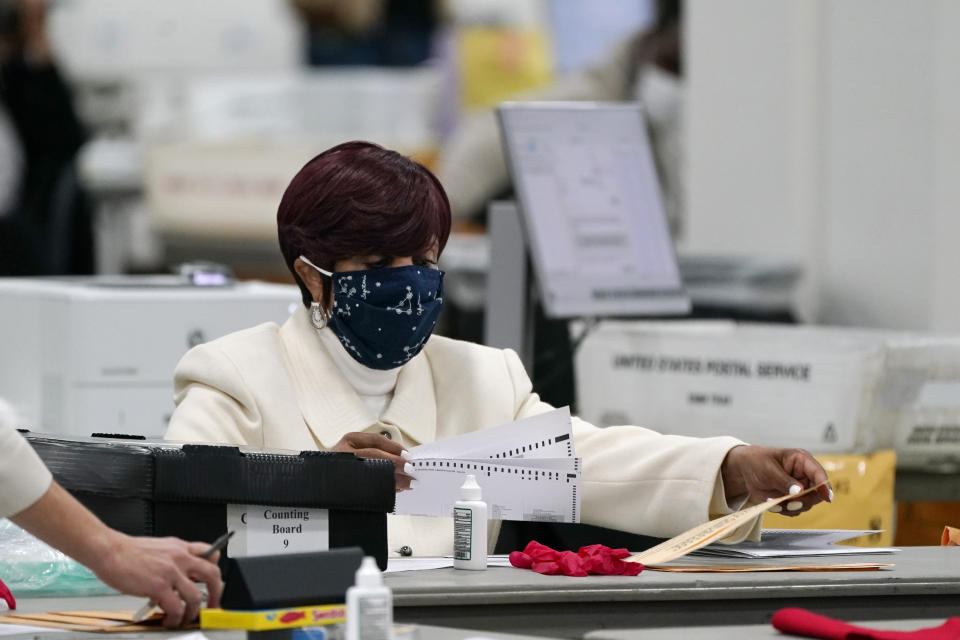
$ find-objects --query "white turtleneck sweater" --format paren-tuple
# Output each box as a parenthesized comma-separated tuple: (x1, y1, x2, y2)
(316, 328, 399, 419)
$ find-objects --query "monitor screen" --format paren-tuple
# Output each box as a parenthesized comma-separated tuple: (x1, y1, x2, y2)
(497, 102, 690, 318)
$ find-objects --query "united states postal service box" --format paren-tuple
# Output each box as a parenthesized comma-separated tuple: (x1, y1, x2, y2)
(23, 433, 395, 570)
(575, 321, 890, 454)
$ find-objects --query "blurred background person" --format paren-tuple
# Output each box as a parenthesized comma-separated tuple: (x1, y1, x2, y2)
(290, 0, 438, 67)
(0, 0, 94, 276)
(437, 0, 685, 236)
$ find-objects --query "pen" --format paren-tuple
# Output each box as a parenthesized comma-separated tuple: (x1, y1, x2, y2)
(132, 530, 235, 623)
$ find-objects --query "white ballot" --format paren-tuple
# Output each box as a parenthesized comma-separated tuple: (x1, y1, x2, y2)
(407, 407, 576, 460)
(393, 408, 581, 523)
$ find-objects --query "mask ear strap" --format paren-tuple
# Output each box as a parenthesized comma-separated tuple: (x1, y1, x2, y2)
(299, 255, 333, 277)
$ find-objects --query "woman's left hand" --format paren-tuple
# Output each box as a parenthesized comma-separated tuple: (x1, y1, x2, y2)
(720, 445, 833, 516)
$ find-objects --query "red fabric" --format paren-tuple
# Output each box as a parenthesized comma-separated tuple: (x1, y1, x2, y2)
(0, 578, 15, 610)
(508, 541, 643, 577)
(772, 608, 960, 640)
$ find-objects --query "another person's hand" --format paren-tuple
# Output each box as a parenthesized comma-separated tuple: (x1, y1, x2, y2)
(331, 432, 415, 491)
(90, 532, 223, 628)
(720, 445, 832, 516)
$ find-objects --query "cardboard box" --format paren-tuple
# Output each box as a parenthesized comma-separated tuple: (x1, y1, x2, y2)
(576, 321, 960, 470)
(23, 433, 394, 569)
(575, 321, 888, 454)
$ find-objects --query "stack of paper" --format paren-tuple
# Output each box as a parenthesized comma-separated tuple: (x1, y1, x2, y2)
(693, 529, 898, 558)
(0, 610, 167, 632)
(393, 408, 581, 523)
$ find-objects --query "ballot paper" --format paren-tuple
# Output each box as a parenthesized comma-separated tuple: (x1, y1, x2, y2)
(0, 610, 169, 632)
(692, 529, 898, 559)
(626, 483, 831, 566)
(0, 623, 67, 636)
(393, 408, 581, 522)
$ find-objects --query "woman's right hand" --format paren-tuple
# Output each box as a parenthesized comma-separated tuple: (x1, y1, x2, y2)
(331, 432, 416, 491)
(92, 532, 223, 628)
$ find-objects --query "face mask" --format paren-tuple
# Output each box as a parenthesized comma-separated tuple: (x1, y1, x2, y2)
(300, 256, 444, 370)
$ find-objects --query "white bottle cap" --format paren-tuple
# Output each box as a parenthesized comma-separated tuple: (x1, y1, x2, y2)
(459, 474, 482, 501)
(355, 556, 383, 587)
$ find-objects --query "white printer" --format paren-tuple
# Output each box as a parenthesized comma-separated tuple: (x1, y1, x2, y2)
(0, 275, 301, 437)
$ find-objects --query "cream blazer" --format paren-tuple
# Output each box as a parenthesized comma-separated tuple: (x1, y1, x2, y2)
(166, 307, 759, 557)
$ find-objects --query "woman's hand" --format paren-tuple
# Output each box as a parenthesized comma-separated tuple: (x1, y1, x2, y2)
(11, 482, 222, 629)
(720, 445, 833, 515)
(91, 533, 223, 629)
(331, 432, 415, 491)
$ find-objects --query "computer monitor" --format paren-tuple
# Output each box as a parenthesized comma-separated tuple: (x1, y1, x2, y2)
(497, 102, 690, 318)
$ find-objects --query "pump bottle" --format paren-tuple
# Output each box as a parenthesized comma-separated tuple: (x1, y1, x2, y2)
(453, 474, 488, 570)
(346, 556, 393, 640)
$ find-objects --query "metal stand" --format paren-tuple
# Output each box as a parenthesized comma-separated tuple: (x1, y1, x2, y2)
(483, 201, 534, 371)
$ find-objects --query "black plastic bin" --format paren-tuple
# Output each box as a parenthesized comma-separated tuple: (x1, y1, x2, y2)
(22, 433, 395, 570)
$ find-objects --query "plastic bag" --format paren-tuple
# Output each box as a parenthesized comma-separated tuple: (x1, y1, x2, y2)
(0, 519, 116, 597)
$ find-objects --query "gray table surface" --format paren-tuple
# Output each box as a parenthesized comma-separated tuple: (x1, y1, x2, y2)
(8, 595, 553, 640)
(584, 618, 958, 640)
(7, 548, 958, 640)
(384, 546, 960, 637)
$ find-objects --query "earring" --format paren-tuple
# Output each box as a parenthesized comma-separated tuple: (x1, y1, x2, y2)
(310, 301, 328, 330)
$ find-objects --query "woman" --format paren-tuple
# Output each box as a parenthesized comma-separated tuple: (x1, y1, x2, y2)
(165, 141, 831, 557)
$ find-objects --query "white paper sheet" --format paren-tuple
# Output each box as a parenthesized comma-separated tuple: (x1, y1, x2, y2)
(393, 408, 581, 522)
(693, 529, 898, 558)
(0, 624, 68, 636)
(385, 557, 454, 572)
(385, 555, 516, 572)
(406, 407, 575, 460)
(396, 457, 580, 521)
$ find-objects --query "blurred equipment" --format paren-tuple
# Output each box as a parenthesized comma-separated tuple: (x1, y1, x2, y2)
(143, 69, 442, 274)
(496, 102, 690, 319)
(676, 254, 802, 322)
(485, 102, 688, 406)
(0, 275, 300, 437)
(41, 0, 304, 275)
(484, 103, 802, 408)
(46, 0, 301, 80)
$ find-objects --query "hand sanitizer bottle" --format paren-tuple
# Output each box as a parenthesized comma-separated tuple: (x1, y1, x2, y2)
(346, 556, 393, 640)
(453, 474, 487, 570)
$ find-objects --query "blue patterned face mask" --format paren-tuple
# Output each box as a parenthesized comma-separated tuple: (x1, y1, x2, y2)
(300, 256, 444, 370)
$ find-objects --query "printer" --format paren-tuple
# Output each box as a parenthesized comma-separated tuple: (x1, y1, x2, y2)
(0, 275, 301, 437)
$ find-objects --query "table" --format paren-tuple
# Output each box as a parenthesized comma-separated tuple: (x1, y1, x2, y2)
(584, 618, 958, 640)
(10, 595, 552, 640)
(384, 547, 959, 638)
(8, 548, 957, 640)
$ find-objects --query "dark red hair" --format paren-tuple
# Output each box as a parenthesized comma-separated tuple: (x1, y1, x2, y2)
(277, 141, 452, 307)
